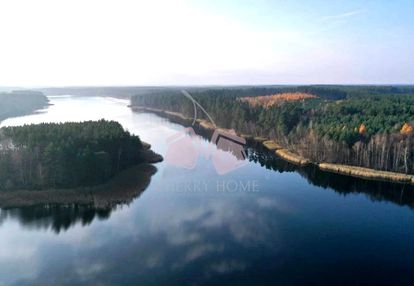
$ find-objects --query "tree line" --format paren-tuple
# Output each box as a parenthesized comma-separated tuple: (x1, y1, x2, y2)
(0, 90, 49, 122)
(131, 86, 414, 174)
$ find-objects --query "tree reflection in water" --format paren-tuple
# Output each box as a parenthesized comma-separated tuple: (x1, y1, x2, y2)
(247, 143, 414, 210)
(0, 164, 158, 233)
(2, 128, 414, 234)
(0, 204, 112, 233)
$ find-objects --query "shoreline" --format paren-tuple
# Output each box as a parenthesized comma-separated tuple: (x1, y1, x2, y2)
(140, 141, 164, 163)
(0, 140, 163, 209)
(0, 163, 158, 209)
(0, 102, 51, 125)
(131, 105, 414, 185)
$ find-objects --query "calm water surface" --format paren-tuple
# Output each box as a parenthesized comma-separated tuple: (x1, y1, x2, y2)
(1, 96, 414, 285)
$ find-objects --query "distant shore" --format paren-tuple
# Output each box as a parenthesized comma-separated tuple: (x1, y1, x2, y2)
(131, 105, 414, 185)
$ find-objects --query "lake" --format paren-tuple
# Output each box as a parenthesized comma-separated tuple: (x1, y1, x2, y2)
(1, 96, 414, 285)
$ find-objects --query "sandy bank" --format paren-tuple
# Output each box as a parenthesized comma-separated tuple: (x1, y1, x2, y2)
(275, 149, 310, 166)
(319, 163, 414, 184)
(262, 140, 283, 151)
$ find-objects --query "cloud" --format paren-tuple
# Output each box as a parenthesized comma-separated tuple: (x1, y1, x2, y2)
(321, 10, 363, 22)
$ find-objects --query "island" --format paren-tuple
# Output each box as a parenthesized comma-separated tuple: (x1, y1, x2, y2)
(0, 120, 162, 208)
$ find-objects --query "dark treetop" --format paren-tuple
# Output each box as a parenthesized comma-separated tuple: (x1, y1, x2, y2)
(0, 120, 147, 190)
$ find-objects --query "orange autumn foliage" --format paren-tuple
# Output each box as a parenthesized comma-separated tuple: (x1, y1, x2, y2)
(239, 92, 317, 108)
(400, 123, 414, 135)
(359, 124, 367, 135)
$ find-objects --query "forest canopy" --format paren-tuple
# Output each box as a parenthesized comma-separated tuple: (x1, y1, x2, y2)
(131, 85, 414, 174)
(0, 120, 146, 190)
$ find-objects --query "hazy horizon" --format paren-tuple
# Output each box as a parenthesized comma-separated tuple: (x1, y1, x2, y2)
(0, 0, 413, 86)
(3, 83, 414, 90)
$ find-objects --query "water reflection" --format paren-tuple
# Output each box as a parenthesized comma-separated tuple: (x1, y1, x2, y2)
(192, 123, 414, 211)
(2, 105, 414, 234)
(0, 164, 157, 232)
(2, 97, 414, 285)
(0, 204, 112, 233)
(247, 143, 414, 210)
(299, 165, 414, 208)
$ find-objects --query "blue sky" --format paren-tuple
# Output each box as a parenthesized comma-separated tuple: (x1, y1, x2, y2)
(191, 0, 414, 84)
(0, 0, 413, 86)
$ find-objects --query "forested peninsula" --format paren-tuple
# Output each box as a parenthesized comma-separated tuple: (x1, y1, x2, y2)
(130, 85, 414, 183)
(0, 90, 49, 122)
(0, 120, 162, 191)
